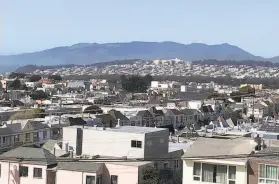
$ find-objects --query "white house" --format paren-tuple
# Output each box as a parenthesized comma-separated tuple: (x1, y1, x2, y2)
(0, 147, 56, 184)
(182, 137, 256, 184)
(62, 126, 169, 159)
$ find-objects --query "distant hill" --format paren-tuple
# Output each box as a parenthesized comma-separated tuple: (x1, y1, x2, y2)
(1, 41, 278, 70)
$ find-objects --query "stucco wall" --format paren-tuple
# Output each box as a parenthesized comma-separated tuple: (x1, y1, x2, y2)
(104, 163, 139, 184)
(0, 161, 47, 184)
(183, 160, 247, 184)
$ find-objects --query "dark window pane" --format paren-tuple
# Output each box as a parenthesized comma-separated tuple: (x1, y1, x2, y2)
(33, 168, 42, 178)
(86, 176, 95, 184)
(111, 175, 118, 184)
(19, 166, 29, 177)
(193, 162, 201, 175)
(131, 140, 136, 147)
(137, 141, 142, 148)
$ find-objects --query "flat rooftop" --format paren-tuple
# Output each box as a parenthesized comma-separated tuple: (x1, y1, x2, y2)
(67, 125, 168, 134)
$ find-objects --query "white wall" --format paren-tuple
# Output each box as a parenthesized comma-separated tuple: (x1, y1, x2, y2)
(0, 161, 47, 184)
(82, 129, 145, 158)
(188, 101, 202, 110)
(62, 127, 78, 152)
(151, 81, 159, 88)
(104, 163, 139, 184)
(183, 160, 247, 184)
(56, 170, 98, 184)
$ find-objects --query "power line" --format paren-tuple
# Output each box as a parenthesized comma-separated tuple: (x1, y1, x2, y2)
(0, 151, 278, 162)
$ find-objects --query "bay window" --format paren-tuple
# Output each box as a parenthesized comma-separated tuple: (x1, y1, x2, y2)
(193, 162, 236, 184)
(259, 164, 279, 184)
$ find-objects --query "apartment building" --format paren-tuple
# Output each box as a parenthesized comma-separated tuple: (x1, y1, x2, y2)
(62, 126, 169, 159)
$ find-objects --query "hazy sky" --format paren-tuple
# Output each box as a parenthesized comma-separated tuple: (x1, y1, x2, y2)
(0, 0, 278, 57)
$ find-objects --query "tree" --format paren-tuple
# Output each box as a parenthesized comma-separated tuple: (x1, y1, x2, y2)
(8, 79, 21, 90)
(9, 108, 45, 120)
(143, 74, 153, 85)
(48, 75, 62, 81)
(29, 75, 42, 82)
(20, 84, 28, 91)
(140, 166, 159, 184)
(8, 72, 26, 79)
(83, 105, 103, 114)
(30, 90, 48, 100)
(121, 75, 149, 93)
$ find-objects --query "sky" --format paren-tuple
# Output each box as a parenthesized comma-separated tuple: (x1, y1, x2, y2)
(0, 0, 278, 57)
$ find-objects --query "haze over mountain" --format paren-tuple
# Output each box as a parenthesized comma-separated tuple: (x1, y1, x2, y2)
(0, 41, 277, 71)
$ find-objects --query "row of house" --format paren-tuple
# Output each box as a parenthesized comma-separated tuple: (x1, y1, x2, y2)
(1, 123, 279, 184)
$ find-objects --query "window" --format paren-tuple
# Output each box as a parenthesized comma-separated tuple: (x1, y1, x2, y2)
(15, 135, 20, 142)
(19, 166, 29, 177)
(229, 166, 236, 184)
(160, 138, 165, 143)
(111, 175, 118, 184)
(131, 140, 142, 148)
(33, 168, 42, 178)
(25, 133, 30, 142)
(193, 162, 236, 184)
(174, 160, 179, 169)
(43, 131, 48, 139)
(86, 175, 95, 184)
(193, 162, 201, 181)
(97, 175, 102, 184)
(2, 136, 6, 144)
(259, 164, 279, 184)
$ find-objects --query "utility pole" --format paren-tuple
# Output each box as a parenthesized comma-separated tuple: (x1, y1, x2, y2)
(252, 95, 255, 120)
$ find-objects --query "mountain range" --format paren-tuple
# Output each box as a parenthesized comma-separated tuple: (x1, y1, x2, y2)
(0, 41, 278, 71)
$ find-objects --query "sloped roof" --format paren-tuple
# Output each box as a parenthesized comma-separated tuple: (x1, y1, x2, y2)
(27, 121, 50, 130)
(42, 139, 60, 151)
(109, 109, 129, 121)
(183, 137, 255, 158)
(252, 147, 279, 162)
(96, 114, 117, 124)
(155, 109, 164, 116)
(68, 117, 86, 126)
(183, 109, 199, 116)
(0, 126, 14, 136)
(0, 147, 56, 165)
(58, 162, 103, 172)
(137, 110, 153, 118)
(166, 109, 182, 115)
(6, 122, 27, 133)
(253, 103, 266, 109)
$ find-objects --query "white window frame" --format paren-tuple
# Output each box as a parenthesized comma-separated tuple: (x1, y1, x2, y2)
(258, 163, 279, 184)
(14, 135, 20, 142)
(193, 162, 236, 184)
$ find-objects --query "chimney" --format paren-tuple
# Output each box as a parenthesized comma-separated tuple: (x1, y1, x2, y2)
(53, 148, 56, 156)
(65, 143, 69, 153)
(116, 119, 120, 127)
(69, 150, 73, 158)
